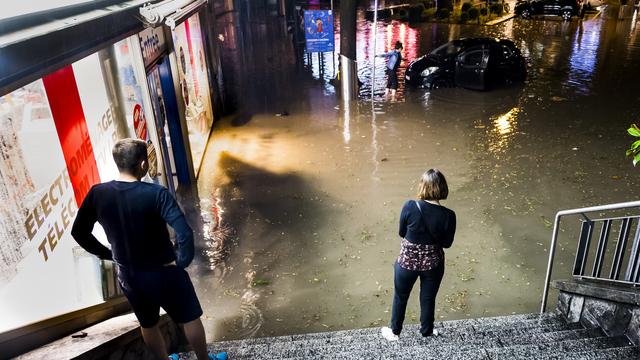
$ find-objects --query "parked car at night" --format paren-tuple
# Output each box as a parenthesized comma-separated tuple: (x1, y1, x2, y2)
(514, 0, 580, 21)
(404, 38, 527, 91)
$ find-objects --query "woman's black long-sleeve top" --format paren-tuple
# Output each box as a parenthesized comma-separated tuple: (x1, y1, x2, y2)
(399, 200, 456, 248)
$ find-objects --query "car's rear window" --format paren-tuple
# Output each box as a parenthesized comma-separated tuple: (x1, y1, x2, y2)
(431, 42, 463, 56)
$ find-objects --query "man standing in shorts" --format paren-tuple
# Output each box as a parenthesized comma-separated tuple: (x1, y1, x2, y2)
(376, 41, 403, 101)
(72, 138, 225, 360)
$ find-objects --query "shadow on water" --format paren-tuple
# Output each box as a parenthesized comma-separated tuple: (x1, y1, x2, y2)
(230, 112, 254, 127)
(196, 151, 345, 340)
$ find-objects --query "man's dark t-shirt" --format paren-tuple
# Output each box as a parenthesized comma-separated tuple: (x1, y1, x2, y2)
(71, 181, 194, 269)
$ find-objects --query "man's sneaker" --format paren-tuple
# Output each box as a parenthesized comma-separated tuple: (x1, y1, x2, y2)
(381, 326, 399, 341)
(168, 354, 180, 360)
(209, 352, 228, 360)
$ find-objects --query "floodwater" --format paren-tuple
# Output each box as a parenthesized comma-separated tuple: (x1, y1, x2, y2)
(191, 9, 640, 342)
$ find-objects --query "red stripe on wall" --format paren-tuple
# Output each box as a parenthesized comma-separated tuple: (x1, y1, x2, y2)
(42, 65, 101, 206)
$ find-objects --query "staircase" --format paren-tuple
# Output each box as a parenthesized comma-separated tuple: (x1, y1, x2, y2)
(183, 312, 640, 359)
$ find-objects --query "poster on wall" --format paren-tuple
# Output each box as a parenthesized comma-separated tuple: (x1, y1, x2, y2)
(0, 80, 100, 332)
(113, 37, 160, 179)
(172, 13, 213, 174)
(304, 10, 334, 53)
(0, 54, 121, 333)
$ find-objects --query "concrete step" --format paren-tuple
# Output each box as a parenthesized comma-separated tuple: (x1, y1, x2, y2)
(279, 335, 630, 360)
(211, 312, 565, 349)
(538, 345, 640, 360)
(237, 329, 604, 360)
(187, 313, 637, 360)
(211, 319, 583, 357)
(485, 335, 632, 359)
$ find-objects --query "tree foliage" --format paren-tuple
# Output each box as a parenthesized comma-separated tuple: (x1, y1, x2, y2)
(627, 124, 640, 166)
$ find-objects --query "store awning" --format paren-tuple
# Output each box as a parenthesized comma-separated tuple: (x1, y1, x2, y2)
(139, 0, 207, 29)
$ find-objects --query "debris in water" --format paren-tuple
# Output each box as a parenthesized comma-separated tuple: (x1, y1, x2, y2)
(252, 279, 271, 287)
(540, 216, 553, 228)
(444, 290, 469, 312)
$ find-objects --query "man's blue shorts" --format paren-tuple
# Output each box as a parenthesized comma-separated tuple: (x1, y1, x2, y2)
(117, 265, 203, 328)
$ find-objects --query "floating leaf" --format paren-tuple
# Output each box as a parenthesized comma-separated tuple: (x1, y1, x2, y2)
(251, 279, 270, 286)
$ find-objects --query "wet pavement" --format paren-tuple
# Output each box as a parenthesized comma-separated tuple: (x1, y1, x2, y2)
(190, 10, 640, 342)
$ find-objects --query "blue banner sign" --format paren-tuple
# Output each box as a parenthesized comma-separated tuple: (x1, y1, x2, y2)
(304, 10, 334, 53)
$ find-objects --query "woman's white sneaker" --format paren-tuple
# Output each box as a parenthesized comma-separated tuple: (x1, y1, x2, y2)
(381, 327, 399, 341)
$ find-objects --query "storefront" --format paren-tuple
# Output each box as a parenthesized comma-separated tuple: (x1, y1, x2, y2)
(0, 0, 220, 356)
(0, 34, 171, 334)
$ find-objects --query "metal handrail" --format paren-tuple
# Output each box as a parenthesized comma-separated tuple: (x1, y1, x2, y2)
(540, 200, 640, 313)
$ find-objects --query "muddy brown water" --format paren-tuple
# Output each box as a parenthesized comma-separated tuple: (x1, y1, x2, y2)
(191, 13, 640, 341)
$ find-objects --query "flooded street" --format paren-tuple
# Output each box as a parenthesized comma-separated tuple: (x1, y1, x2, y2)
(191, 11, 640, 342)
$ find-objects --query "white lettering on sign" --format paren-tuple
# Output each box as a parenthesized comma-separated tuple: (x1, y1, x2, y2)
(138, 27, 167, 68)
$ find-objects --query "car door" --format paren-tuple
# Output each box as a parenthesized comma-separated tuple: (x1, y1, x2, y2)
(488, 44, 511, 86)
(531, 0, 545, 14)
(455, 45, 489, 90)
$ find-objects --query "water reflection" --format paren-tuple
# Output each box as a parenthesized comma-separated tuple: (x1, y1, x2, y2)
(489, 107, 520, 154)
(568, 20, 600, 95)
(342, 105, 352, 144)
(358, 17, 419, 99)
(201, 192, 231, 276)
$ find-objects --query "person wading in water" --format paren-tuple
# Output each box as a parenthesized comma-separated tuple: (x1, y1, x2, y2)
(376, 41, 404, 102)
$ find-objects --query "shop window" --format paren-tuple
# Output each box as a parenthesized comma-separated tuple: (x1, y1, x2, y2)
(0, 48, 142, 332)
(0, 78, 104, 333)
(172, 13, 214, 174)
(109, 37, 162, 181)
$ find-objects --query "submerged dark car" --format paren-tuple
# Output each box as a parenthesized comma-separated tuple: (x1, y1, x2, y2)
(405, 38, 526, 91)
(514, 0, 579, 21)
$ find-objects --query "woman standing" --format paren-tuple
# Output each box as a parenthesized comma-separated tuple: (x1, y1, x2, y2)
(376, 41, 403, 101)
(381, 169, 456, 341)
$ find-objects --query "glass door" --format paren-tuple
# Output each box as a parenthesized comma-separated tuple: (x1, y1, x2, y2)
(146, 64, 178, 193)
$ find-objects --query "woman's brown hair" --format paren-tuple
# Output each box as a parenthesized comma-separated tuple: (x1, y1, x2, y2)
(417, 169, 448, 200)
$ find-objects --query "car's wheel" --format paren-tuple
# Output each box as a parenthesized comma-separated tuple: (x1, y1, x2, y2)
(561, 9, 572, 21)
(520, 9, 531, 18)
(430, 78, 449, 90)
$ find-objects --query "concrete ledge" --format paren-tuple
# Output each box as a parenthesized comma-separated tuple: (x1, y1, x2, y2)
(553, 279, 640, 345)
(552, 279, 640, 306)
(0, 297, 131, 359)
(485, 14, 516, 26)
(15, 313, 181, 360)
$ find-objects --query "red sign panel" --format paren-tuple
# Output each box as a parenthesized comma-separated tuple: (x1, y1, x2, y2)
(42, 65, 100, 206)
(133, 103, 148, 140)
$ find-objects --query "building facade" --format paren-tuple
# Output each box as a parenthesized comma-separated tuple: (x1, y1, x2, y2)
(0, 0, 224, 355)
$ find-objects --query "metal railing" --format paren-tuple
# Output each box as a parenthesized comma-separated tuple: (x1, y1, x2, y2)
(540, 200, 640, 313)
